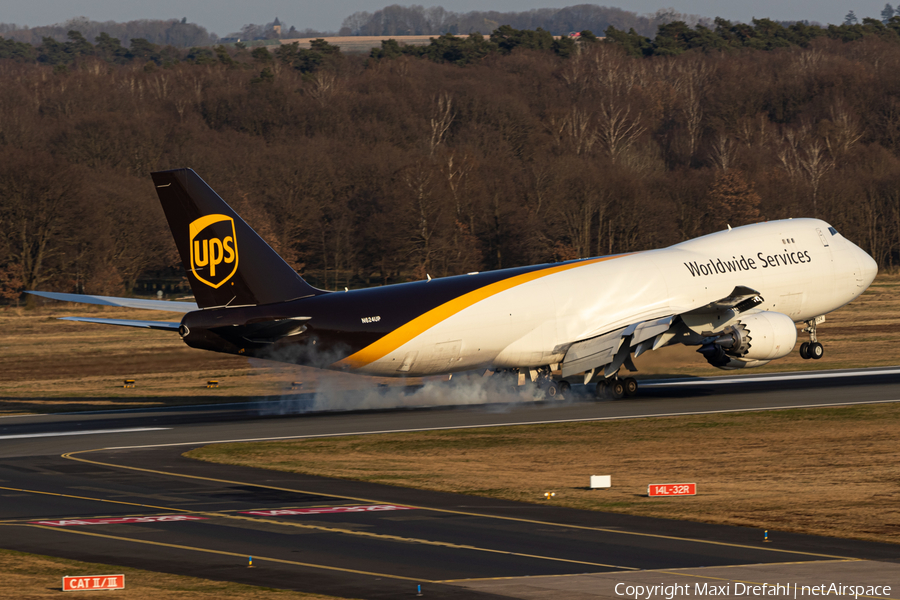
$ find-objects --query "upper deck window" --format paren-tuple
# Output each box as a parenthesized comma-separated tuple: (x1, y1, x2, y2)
(828, 226, 838, 236)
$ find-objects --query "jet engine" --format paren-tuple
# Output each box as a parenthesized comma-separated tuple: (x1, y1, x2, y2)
(698, 311, 797, 369)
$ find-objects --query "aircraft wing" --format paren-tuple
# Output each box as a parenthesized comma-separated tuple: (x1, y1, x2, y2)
(560, 285, 764, 380)
(27, 291, 198, 312)
(561, 316, 675, 379)
(59, 317, 181, 331)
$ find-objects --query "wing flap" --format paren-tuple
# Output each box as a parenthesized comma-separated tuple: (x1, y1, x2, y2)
(59, 317, 181, 331)
(561, 327, 627, 378)
(27, 291, 198, 312)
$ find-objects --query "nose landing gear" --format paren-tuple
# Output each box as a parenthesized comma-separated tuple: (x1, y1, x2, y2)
(799, 316, 825, 360)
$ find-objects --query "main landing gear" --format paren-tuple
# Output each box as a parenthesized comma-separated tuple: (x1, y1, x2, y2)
(519, 367, 571, 400)
(541, 379, 571, 399)
(799, 317, 825, 360)
(595, 376, 638, 400)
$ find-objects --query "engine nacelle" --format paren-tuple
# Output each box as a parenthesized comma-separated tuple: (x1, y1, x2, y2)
(699, 311, 797, 369)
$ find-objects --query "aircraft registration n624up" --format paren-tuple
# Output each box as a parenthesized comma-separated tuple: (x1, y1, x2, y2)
(29, 169, 878, 399)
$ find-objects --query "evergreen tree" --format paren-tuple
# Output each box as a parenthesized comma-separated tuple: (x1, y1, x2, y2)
(882, 3, 895, 22)
(706, 171, 762, 229)
(94, 32, 129, 64)
(844, 10, 859, 25)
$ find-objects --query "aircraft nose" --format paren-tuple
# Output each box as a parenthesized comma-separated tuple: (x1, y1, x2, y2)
(857, 246, 878, 287)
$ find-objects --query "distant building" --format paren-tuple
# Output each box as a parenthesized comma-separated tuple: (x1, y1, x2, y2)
(272, 17, 282, 37)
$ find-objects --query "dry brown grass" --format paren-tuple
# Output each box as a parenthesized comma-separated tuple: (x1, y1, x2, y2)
(2, 272, 897, 413)
(0, 546, 348, 599)
(0, 303, 414, 413)
(187, 402, 900, 545)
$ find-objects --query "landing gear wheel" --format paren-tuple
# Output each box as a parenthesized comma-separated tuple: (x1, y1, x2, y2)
(558, 380, 571, 394)
(799, 342, 810, 360)
(608, 379, 626, 400)
(623, 377, 638, 397)
(594, 381, 608, 399)
(809, 342, 824, 360)
(544, 381, 561, 399)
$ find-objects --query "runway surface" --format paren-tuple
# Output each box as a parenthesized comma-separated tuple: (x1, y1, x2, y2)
(1, 367, 899, 599)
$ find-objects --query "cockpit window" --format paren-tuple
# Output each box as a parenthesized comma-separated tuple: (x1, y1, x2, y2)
(828, 227, 838, 236)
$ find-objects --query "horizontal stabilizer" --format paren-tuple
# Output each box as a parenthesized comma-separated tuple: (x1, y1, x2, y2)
(59, 317, 181, 330)
(27, 291, 198, 312)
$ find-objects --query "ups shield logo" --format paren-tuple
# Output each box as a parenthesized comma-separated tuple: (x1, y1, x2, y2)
(189, 214, 238, 288)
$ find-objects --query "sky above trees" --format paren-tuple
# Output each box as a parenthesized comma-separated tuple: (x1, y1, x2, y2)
(2, 0, 894, 38)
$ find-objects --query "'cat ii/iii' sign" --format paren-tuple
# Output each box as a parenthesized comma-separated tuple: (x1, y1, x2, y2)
(62, 574, 124, 591)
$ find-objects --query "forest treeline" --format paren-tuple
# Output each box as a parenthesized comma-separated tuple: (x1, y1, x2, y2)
(1, 25, 899, 304)
(339, 4, 705, 37)
(0, 17, 215, 48)
(0, 5, 707, 46)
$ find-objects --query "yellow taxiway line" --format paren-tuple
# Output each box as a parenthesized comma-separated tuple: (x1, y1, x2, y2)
(16, 524, 427, 582)
(63, 448, 862, 562)
(4, 484, 633, 572)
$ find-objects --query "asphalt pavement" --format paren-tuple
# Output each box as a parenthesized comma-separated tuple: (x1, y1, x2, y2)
(1, 367, 898, 599)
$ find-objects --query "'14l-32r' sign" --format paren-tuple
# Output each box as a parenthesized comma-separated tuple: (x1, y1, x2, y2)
(648, 483, 696, 497)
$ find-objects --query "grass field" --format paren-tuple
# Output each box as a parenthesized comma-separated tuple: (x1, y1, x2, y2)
(187, 401, 900, 546)
(1, 273, 897, 415)
(0, 546, 347, 599)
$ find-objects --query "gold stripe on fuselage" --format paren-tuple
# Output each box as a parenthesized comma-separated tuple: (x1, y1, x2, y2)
(333, 254, 626, 370)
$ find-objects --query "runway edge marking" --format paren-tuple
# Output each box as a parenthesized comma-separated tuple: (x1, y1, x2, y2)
(63, 449, 861, 562)
(17, 524, 428, 583)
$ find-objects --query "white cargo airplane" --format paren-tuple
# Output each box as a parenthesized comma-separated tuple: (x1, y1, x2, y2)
(29, 169, 879, 399)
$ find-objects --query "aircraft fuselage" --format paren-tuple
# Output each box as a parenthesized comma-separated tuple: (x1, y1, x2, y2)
(180, 218, 876, 377)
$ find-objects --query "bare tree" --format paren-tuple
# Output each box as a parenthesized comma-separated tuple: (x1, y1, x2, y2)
(429, 91, 455, 156)
(550, 106, 597, 156)
(403, 162, 441, 276)
(670, 56, 713, 163)
(797, 140, 833, 218)
(776, 126, 834, 217)
(306, 71, 337, 107)
(709, 133, 736, 172)
(0, 152, 84, 291)
(824, 101, 864, 158)
(596, 100, 645, 163)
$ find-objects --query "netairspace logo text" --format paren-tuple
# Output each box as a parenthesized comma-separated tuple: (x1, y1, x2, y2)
(614, 582, 892, 600)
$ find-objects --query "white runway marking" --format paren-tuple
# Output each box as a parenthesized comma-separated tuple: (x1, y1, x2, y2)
(0, 428, 169, 440)
(643, 367, 900, 387)
(104, 398, 900, 451)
